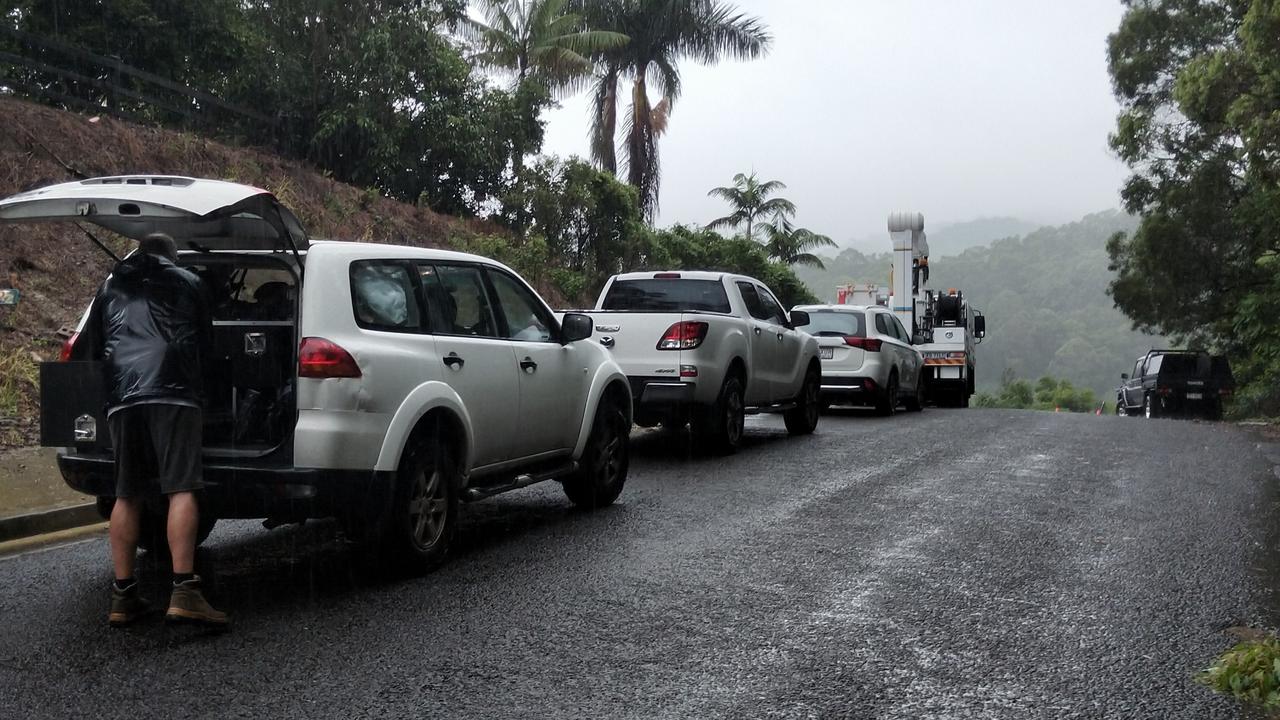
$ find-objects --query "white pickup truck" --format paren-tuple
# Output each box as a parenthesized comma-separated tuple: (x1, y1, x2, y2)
(582, 271, 822, 452)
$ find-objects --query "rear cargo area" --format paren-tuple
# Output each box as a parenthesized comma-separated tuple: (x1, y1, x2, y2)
(186, 255, 298, 452)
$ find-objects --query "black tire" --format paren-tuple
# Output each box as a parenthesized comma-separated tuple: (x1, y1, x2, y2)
(136, 511, 216, 556)
(1143, 394, 1158, 419)
(903, 374, 925, 412)
(1115, 398, 1125, 416)
(784, 367, 821, 435)
(693, 374, 746, 454)
(380, 433, 459, 573)
(563, 397, 630, 508)
(875, 372, 899, 417)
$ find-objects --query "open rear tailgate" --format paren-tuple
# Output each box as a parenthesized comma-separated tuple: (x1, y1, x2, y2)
(0, 176, 307, 252)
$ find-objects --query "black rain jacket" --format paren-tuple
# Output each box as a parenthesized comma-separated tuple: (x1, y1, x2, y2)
(87, 253, 212, 409)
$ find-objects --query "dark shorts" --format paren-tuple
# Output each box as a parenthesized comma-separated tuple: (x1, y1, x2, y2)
(108, 404, 204, 497)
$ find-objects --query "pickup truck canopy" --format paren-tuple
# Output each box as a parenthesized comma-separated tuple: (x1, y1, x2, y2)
(0, 176, 308, 252)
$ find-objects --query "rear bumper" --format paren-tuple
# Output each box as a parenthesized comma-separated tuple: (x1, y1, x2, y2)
(628, 376, 697, 407)
(56, 451, 394, 521)
(819, 376, 878, 405)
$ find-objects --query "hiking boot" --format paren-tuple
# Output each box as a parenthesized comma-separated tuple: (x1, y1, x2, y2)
(108, 583, 152, 627)
(165, 577, 229, 628)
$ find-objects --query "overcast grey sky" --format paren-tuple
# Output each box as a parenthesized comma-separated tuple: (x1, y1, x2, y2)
(540, 0, 1129, 243)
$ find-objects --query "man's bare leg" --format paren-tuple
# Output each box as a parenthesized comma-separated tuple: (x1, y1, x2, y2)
(163, 491, 227, 626)
(109, 497, 141, 581)
(166, 491, 198, 575)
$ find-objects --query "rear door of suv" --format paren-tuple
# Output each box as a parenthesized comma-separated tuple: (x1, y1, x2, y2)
(419, 263, 519, 469)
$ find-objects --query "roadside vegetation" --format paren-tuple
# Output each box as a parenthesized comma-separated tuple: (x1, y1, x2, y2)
(1201, 637, 1280, 711)
(973, 375, 1101, 414)
(1107, 0, 1280, 417)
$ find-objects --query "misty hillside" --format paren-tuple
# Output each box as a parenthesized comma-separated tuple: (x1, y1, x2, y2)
(843, 217, 1040, 257)
(797, 211, 1160, 399)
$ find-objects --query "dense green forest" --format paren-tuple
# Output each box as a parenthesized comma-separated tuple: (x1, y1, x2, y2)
(1106, 0, 1280, 417)
(795, 211, 1163, 400)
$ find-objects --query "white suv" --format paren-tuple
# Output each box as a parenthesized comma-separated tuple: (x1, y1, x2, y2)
(1, 176, 633, 570)
(791, 304, 925, 415)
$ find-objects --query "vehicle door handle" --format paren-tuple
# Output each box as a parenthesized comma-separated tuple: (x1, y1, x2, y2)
(443, 353, 464, 370)
(776, 332, 784, 341)
(754, 327, 761, 336)
(520, 357, 538, 373)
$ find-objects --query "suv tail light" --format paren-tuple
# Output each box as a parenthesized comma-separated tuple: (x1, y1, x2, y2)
(843, 336, 882, 352)
(657, 321, 709, 350)
(299, 337, 361, 378)
(59, 332, 80, 362)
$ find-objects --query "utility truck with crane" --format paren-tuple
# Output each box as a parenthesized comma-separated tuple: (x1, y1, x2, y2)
(831, 213, 987, 408)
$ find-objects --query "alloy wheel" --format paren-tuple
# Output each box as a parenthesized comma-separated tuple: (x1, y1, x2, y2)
(407, 464, 449, 550)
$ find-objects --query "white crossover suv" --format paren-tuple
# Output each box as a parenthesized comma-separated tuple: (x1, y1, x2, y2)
(791, 304, 925, 416)
(1, 176, 633, 570)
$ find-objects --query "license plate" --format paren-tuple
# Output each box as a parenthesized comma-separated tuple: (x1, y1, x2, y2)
(1186, 392, 1202, 400)
(819, 347, 834, 359)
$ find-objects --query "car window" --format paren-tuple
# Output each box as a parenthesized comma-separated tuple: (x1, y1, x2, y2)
(487, 269, 555, 342)
(803, 311, 866, 337)
(1147, 355, 1162, 375)
(350, 261, 422, 332)
(1133, 359, 1143, 378)
(736, 282, 768, 321)
(755, 285, 787, 325)
(890, 315, 910, 342)
(873, 313, 890, 337)
(602, 278, 731, 313)
(426, 264, 499, 338)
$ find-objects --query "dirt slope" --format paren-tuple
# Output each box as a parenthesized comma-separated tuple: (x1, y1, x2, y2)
(0, 97, 512, 448)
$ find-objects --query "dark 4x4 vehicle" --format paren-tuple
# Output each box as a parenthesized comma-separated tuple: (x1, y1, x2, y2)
(1115, 350, 1234, 420)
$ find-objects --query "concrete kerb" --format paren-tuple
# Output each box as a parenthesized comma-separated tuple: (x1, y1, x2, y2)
(0, 502, 102, 544)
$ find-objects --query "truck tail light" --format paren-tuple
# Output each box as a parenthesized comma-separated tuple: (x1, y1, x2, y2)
(1219, 388, 1233, 396)
(299, 337, 361, 378)
(844, 336, 882, 352)
(657, 321, 708, 350)
(1156, 386, 1172, 396)
(59, 332, 80, 362)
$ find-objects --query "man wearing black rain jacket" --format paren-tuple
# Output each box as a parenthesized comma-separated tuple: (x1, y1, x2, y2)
(88, 233, 227, 628)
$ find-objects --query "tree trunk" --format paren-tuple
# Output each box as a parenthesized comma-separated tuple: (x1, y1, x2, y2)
(593, 67, 619, 174)
(627, 75, 657, 221)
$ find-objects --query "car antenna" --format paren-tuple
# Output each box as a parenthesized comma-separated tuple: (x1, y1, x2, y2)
(75, 223, 120, 263)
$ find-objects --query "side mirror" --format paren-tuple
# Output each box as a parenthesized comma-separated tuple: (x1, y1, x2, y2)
(973, 316, 986, 338)
(789, 310, 810, 328)
(1121, 373, 1129, 380)
(561, 313, 593, 344)
(912, 333, 927, 345)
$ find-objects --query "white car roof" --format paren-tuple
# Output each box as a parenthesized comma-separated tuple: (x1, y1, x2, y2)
(306, 240, 521, 275)
(794, 304, 874, 313)
(610, 270, 727, 282)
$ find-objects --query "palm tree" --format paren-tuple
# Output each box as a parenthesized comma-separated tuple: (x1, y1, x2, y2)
(706, 172, 796, 242)
(466, 0, 628, 87)
(466, 0, 628, 180)
(574, 0, 771, 220)
(762, 217, 836, 269)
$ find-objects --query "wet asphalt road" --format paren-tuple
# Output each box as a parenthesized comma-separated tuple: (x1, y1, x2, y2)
(2, 409, 1279, 719)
